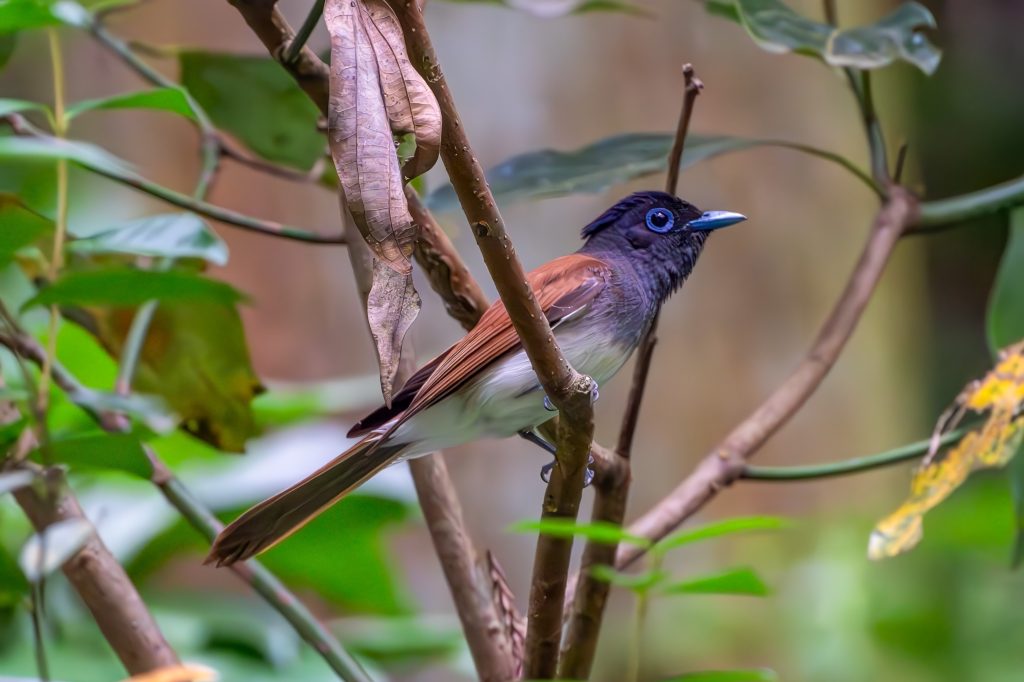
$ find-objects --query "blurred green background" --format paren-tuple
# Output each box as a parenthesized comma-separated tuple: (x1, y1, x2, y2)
(1, 0, 1023, 680)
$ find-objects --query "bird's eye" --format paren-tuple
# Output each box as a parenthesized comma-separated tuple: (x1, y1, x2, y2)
(645, 208, 674, 233)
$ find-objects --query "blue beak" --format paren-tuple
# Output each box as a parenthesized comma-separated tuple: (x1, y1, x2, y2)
(686, 210, 747, 232)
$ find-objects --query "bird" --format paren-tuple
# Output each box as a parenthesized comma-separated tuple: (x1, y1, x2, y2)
(207, 190, 746, 566)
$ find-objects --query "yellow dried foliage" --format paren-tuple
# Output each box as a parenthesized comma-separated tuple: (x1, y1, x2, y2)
(122, 664, 217, 682)
(869, 341, 1024, 560)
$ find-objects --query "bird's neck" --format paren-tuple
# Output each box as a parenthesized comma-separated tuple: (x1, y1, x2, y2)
(580, 230, 709, 308)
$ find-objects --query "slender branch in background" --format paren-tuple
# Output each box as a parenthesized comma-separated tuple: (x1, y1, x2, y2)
(914, 173, 1024, 229)
(822, 0, 837, 25)
(154, 465, 374, 682)
(387, 5, 596, 678)
(893, 142, 909, 184)
(283, 0, 326, 64)
(742, 425, 970, 481)
(559, 64, 703, 681)
(614, 186, 918, 570)
(855, 71, 889, 184)
(0, 328, 371, 682)
(13, 467, 180, 674)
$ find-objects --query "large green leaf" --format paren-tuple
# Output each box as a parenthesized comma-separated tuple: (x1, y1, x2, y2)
(0, 97, 49, 118)
(0, 34, 16, 69)
(0, 0, 90, 33)
(179, 51, 323, 170)
(726, 0, 941, 75)
(31, 433, 153, 479)
(68, 212, 228, 265)
(90, 300, 262, 452)
(653, 516, 789, 555)
(24, 267, 243, 309)
(0, 193, 51, 264)
(0, 135, 132, 176)
(659, 566, 769, 597)
(425, 133, 871, 212)
(987, 207, 1024, 352)
(66, 87, 199, 122)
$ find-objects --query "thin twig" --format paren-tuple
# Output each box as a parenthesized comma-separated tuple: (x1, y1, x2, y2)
(742, 425, 970, 481)
(284, 0, 326, 65)
(613, 186, 918, 570)
(559, 64, 702, 681)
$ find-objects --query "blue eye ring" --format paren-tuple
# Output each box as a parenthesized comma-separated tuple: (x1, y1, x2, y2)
(645, 207, 675, 233)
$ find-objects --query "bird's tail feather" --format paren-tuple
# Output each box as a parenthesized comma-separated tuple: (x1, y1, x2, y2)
(206, 435, 406, 566)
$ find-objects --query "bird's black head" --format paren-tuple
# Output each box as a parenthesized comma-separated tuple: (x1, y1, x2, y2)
(579, 190, 746, 305)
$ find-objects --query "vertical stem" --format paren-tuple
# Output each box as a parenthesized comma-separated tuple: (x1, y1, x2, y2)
(30, 583, 50, 682)
(39, 29, 68, 415)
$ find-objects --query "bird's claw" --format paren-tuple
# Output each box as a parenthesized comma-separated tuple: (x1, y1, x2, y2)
(539, 454, 595, 487)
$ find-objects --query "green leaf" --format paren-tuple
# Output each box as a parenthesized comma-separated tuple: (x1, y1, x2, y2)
(661, 669, 779, 682)
(338, 616, 463, 663)
(68, 213, 228, 265)
(0, 0, 90, 33)
(987, 207, 1024, 352)
(440, 0, 645, 15)
(31, 433, 153, 479)
(179, 51, 323, 170)
(659, 566, 770, 597)
(0, 98, 49, 118)
(253, 375, 380, 429)
(19, 517, 93, 582)
(589, 564, 667, 593)
(0, 34, 16, 69)
(0, 135, 132, 176)
(653, 516, 789, 555)
(1009, 442, 1024, 569)
(425, 133, 872, 212)
(0, 194, 52, 264)
(89, 300, 263, 452)
(730, 0, 941, 75)
(23, 267, 244, 309)
(66, 87, 199, 122)
(509, 518, 652, 547)
(0, 470, 35, 495)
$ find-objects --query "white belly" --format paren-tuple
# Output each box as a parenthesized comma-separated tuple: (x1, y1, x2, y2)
(389, 322, 636, 456)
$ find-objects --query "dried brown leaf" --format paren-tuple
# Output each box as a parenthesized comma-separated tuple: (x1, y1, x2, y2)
(486, 550, 525, 678)
(361, 0, 441, 181)
(869, 341, 1024, 559)
(368, 260, 421, 406)
(326, 0, 416, 273)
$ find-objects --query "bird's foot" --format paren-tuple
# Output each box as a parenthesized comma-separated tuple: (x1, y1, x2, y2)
(540, 454, 595, 487)
(542, 380, 600, 412)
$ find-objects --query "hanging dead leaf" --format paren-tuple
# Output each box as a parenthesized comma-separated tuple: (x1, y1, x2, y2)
(869, 340, 1024, 559)
(361, 0, 441, 181)
(367, 260, 421, 406)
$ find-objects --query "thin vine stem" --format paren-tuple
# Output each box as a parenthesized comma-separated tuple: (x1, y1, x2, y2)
(283, 0, 325, 64)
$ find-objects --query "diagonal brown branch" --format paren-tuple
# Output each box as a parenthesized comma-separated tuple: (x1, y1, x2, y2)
(614, 185, 917, 569)
(13, 467, 180, 675)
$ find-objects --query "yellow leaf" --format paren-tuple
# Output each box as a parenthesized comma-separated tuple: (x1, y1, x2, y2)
(122, 663, 218, 682)
(869, 341, 1024, 560)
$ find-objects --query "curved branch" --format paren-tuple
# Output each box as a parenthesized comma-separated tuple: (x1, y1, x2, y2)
(915, 174, 1024, 229)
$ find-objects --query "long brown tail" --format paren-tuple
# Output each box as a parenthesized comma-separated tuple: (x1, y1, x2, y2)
(206, 436, 407, 566)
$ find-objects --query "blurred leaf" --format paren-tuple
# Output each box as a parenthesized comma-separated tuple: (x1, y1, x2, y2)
(661, 670, 778, 682)
(66, 87, 198, 122)
(703, 0, 739, 22)
(870, 343, 1024, 559)
(510, 518, 652, 547)
(1009, 443, 1024, 568)
(0, 34, 16, 68)
(90, 300, 262, 452)
(0, 97, 49, 118)
(0, 136, 132, 176)
(0, 194, 51, 264)
(67, 213, 228, 265)
(337, 616, 462, 663)
(441, 0, 644, 16)
(67, 388, 176, 433)
(31, 433, 152, 478)
(0, 0, 90, 33)
(659, 566, 770, 597)
(653, 516, 789, 555)
(589, 564, 666, 593)
(987, 208, 1024, 353)
(425, 133, 870, 212)
(253, 375, 380, 429)
(0, 469, 34, 495)
(730, 0, 941, 75)
(125, 664, 217, 682)
(18, 517, 93, 581)
(0, 543, 29, 606)
(24, 267, 244, 309)
(179, 51, 322, 170)
(261, 494, 413, 614)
